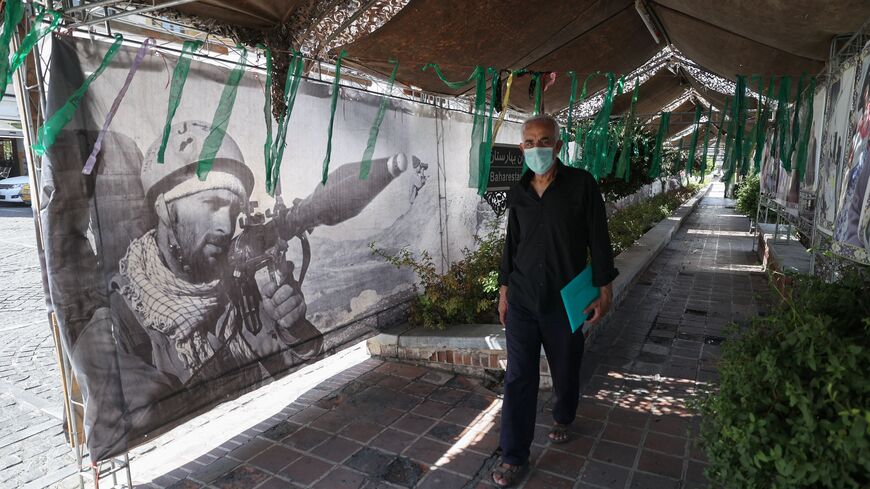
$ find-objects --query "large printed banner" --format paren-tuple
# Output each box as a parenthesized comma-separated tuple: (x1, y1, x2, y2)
(40, 35, 520, 461)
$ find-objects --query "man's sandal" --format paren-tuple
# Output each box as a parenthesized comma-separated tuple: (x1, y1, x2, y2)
(548, 422, 571, 444)
(491, 462, 529, 487)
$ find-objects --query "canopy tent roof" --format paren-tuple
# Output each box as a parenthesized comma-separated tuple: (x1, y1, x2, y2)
(142, 0, 870, 116)
(611, 68, 690, 117)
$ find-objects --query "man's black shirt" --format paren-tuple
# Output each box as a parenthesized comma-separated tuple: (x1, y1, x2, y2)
(498, 160, 619, 318)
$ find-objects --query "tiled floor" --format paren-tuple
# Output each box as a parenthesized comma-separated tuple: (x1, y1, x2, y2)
(138, 182, 767, 489)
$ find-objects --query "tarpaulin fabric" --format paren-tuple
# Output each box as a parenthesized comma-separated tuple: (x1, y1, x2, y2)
(158, 40, 203, 164)
(582, 73, 622, 179)
(34, 33, 124, 156)
(197, 47, 248, 180)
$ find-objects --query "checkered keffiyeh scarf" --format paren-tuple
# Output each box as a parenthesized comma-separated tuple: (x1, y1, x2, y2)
(118, 230, 221, 371)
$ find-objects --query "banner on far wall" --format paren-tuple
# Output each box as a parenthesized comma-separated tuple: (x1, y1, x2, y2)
(817, 62, 857, 235)
(832, 41, 870, 261)
(39, 35, 521, 462)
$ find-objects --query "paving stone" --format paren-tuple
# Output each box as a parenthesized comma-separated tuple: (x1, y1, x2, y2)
(310, 435, 363, 463)
(369, 429, 417, 455)
(522, 469, 574, 489)
(419, 370, 454, 386)
(280, 455, 332, 486)
(590, 440, 639, 467)
(637, 449, 684, 480)
(345, 447, 396, 477)
(210, 464, 269, 489)
(382, 456, 427, 487)
(535, 449, 585, 478)
(311, 466, 367, 489)
(580, 460, 631, 488)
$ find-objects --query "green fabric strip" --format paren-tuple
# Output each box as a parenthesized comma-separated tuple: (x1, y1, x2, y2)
(268, 51, 304, 195)
(700, 105, 712, 181)
(795, 77, 816, 181)
(675, 137, 685, 175)
(686, 105, 703, 176)
(158, 40, 202, 163)
(774, 76, 792, 170)
(423, 64, 487, 187)
(422, 63, 481, 89)
(713, 97, 729, 169)
(321, 50, 347, 185)
(753, 77, 775, 173)
(583, 74, 622, 179)
(741, 76, 763, 176)
(197, 46, 247, 180)
(1, 5, 60, 103)
(532, 72, 543, 115)
(0, 0, 24, 102)
(571, 72, 601, 167)
(616, 78, 639, 180)
(649, 111, 671, 179)
(477, 67, 498, 195)
(34, 33, 124, 156)
(360, 58, 398, 180)
(260, 46, 273, 182)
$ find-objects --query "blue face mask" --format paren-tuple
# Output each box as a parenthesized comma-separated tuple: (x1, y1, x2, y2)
(524, 147, 555, 174)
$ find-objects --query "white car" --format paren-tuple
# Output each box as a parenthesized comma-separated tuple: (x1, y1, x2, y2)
(0, 175, 31, 204)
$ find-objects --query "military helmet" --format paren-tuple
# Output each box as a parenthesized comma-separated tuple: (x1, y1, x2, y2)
(141, 120, 255, 206)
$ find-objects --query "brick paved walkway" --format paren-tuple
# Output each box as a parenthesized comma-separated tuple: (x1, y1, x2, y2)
(126, 182, 767, 489)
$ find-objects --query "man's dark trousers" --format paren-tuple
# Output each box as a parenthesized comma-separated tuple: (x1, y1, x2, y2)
(499, 301, 585, 466)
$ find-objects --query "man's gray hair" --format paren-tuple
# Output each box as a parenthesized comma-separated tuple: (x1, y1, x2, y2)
(521, 114, 561, 139)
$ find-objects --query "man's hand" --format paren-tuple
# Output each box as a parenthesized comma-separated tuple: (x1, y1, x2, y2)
(583, 282, 613, 325)
(255, 268, 307, 331)
(498, 285, 508, 326)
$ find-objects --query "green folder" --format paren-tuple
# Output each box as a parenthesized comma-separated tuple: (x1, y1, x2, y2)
(560, 266, 600, 335)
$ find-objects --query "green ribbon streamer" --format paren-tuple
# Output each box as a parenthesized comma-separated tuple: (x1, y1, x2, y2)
(477, 67, 499, 195)
(774, 76, 792, 170)
(583, 74, 622, 179)
(158, 40, 202, 163)
(731, 76, 748, 179)
(700, 105, 712, 181)
(795, 78, 816, 181)
(784, 72, 807, 170)
(321, 49, 347, 185)
(268, 51, 304, 194)
(360, 58, 398, 180)
(570, 72, 601, 167)
(260, 46, 274, 182)
(1, 5, 60, 103)
(713, 97, 729, 169)
(616, 78, 640, 180)
(675, 137, 685, 176)
(686, 105, 703, 176)
(197, 46, 247, 180)
(423, 64, 487, 187)
(753, 77, 775, 173)
(561, 71, 578, 163)
(34, 34, 124, 156)
(532, 72, 543, 115)
(741, 76, 763, 176)
(649, 111, 671, 179)
(604, 118, 622, 177)
(0, 0, 24, 101)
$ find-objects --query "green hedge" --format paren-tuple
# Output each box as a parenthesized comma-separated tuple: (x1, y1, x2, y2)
(695, 271, 870, 488)
(608, 183, 700, 255)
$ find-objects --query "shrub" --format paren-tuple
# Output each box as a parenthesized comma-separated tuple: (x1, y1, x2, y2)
(370, 224, 503, 329)
(607, 184, 700, 255)
(694, 271, 870, 489)
(735, 172, 760, 217)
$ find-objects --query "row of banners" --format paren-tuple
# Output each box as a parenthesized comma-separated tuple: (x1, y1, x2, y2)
(760, 40, 870, 264)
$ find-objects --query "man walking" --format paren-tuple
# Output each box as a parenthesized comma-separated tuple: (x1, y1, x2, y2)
(492, 114, 618, 486)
